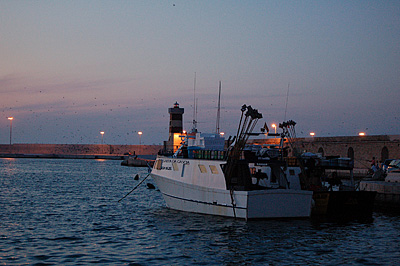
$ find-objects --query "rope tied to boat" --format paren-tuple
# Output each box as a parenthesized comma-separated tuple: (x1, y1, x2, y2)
(230, 188, 237, 219)
(118, 173, 151, 202)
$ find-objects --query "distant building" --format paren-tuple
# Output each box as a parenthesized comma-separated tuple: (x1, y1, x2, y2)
(251, 135, 400, 169)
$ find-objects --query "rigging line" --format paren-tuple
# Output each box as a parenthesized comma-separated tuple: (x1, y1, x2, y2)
(235, 105, 246, 139)
(216, 81, 221, 134)
(239, 112, 251, 139)
(284, 82, 290, 122)
(192, 72, 197, 131)
(196, 98, 198, 128)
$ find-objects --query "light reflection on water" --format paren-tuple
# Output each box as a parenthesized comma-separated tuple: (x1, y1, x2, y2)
(1, 158, 399, 265)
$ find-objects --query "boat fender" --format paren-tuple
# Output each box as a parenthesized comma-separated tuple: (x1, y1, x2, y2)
(147, 183, 155, 189)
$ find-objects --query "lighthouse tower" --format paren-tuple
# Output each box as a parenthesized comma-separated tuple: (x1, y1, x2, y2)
(169, 101, 184, 135)
(166, 102, 184, 152)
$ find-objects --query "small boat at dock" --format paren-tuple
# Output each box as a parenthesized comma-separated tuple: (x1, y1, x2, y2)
(360, 161, 400, 207)
(121, 156, 154, 167)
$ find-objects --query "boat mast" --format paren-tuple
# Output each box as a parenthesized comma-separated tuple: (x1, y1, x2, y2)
(216, 81, 221, 134)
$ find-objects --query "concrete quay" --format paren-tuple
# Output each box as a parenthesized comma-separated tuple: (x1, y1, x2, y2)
(360, 180, 400, 206)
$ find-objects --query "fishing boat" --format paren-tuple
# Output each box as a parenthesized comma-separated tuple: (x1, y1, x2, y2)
(150, 104, 313, 220)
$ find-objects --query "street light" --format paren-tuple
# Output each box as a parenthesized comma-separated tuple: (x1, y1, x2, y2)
(138, 131, 143, 155)
(271, 124, 276, 134)
(100, 131, 105, 144)
(271, 123, 277, 138)
(359, 132, 366, 136)
(138, 131, 143, 145)
(310, 132, 315, 137)
(7, 117, 13, 145)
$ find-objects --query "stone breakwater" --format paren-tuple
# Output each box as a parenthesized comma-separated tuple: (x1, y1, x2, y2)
(1, 135, 399, 166)
(0, 144, 162, 159)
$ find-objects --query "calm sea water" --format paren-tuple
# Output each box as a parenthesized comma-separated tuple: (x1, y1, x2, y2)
(1, 158, 400, 265)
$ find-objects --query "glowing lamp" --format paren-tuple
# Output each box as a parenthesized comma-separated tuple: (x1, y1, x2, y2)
(271, 124, 277, 134)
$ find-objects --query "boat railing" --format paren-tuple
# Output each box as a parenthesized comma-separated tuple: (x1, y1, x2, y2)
(192, 150, 226, 160)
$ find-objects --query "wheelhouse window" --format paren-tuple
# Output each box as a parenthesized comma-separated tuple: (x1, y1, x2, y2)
(198, 164, 207, 173)
(209, 165, 219, 174)
(155, 160, 162, 170)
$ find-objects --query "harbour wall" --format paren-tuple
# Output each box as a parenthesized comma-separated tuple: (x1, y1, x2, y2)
(253, 135, 400, 170)
(0, 144, 162, 159)
(1, 135, 399, 168)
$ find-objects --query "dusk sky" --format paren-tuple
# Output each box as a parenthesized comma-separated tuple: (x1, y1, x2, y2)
(1, 1, 399, 145)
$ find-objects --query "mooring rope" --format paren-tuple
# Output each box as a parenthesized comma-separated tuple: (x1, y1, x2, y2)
(118, 173, 151, 203)
(230, 188, 237, 219)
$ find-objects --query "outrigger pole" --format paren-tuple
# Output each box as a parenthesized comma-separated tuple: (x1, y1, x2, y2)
(224, 105, 262, 188)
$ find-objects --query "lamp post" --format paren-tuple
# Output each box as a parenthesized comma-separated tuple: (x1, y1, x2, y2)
(271, 124, 276, 134)
(138, 131, 143, 145)
(100, 131, 104, 144)
(7, 117, 13, 145)
(138, 131, 143, 155)
(271, 124, 276, 138)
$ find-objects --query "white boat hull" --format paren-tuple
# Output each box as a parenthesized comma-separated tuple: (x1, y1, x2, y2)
(151, 172, 312, 219)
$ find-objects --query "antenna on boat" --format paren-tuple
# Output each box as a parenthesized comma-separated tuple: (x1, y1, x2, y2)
(216, 81, 221, 134)
(284, 82, 290, 121)
(192, 72, 198, 132)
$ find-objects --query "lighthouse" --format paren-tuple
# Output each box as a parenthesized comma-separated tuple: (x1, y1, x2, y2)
(168, 101, 184, 135)
(166, 102, 184, 152)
